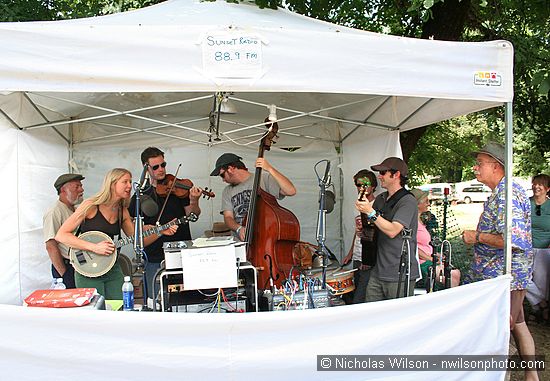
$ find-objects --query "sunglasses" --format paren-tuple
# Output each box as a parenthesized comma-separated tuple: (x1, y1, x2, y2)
(379, 169, 396, 176)
(535, 204, 541, 216)
(355, 178, 371, 187)
(151, 162, 167, 171)
(219, 167, 228, 178)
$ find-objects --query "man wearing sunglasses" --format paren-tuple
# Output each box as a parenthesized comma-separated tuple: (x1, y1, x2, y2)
(210, 153, 296, 242)
(129, 147, 202, 300)
(461, 142, 538, 381)
(355, 157, 420, 301)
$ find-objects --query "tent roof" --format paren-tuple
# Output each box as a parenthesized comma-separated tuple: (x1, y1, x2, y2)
(0, 0, 513, 145)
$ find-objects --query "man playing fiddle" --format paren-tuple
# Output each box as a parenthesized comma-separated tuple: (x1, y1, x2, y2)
(129, 147, 202, 299)
(210, 153, 296, 242)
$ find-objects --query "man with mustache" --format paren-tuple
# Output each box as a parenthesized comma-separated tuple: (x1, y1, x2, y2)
(462, 141, 538, 381)
(43, 173, 85, 289)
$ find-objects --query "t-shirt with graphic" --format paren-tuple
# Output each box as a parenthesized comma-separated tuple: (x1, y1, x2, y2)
(221, 172, 283, 226)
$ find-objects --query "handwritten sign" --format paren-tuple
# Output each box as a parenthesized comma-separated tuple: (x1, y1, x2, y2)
(181, 245, 237, 290)
(202, 32, 263, 78)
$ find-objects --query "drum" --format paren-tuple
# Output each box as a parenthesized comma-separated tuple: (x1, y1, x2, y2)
(325, 270, 355, 296)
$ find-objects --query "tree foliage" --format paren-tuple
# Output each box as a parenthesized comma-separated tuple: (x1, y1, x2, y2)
(2, 0, 548, 177)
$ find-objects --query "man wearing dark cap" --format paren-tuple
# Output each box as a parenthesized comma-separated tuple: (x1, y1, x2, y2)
(211, 153, 296, 241)
(129, 147, 197, 300)
(355, 156, 419, 301)
(461, 142, 538, 381)
(42, 173, 85, 288)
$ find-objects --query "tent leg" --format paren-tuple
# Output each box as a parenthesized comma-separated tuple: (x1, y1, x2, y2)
(69, 122, 74, 172)
(504, 101, 513, 276)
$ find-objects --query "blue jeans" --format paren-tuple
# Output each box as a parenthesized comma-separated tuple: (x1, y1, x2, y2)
(352, 260, 372, 304)
(52, 259, 76, 289)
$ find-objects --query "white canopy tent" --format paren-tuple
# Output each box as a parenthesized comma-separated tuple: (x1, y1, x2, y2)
(0, 0, 516, 379)
(0, 0, 514, 305)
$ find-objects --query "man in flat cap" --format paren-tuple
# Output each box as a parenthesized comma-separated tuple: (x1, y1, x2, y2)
(211, 153, 296, 241)
(462, 142, 538, 380)
(42, 173, 85, 288)
(355, 156, 419, 301)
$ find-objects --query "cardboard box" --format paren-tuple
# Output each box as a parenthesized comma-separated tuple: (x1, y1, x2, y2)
(132, 276, 144, 304)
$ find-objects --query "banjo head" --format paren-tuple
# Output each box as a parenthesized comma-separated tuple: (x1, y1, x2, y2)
(70, 231, 117, 278)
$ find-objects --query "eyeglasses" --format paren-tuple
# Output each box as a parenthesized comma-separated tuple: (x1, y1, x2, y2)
(378, 169, 396, 176)
(151, 162, 167, 171)
(219, 167, 228, 178)
(536, 204, 541, 216)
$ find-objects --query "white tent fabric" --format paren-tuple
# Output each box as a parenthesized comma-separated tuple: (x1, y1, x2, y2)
(0, 276, 510, 381)
(0, 0, 513, 305)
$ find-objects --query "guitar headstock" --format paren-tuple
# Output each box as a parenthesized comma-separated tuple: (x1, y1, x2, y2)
(201, 187, 215, 200)
(356, 177, 372, 202)
(260, 117, 279, 153)
(186, 213, 199, 223)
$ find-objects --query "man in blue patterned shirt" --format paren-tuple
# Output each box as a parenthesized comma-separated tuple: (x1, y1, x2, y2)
(462, 142, 538, 381)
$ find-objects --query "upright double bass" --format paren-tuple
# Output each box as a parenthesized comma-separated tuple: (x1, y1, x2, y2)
(244, 119, 300, 289)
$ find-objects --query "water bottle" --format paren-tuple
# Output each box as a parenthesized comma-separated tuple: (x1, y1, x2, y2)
(122, 276, 134, 311)
(53, 278, 66, 290)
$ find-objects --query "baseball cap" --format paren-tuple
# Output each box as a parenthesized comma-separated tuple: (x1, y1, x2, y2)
(54, 173, 84, 193)
(210, 153, 243, 176)
(471, 141, 505, 166)
(371, 157, 408, 177)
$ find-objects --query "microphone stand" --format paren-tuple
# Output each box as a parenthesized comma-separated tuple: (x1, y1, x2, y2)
(315, 160, 331, 290)
(426, 236, 441, 293)
(133, 163, 149, 310)
(442, 240, 452, 289)
(396, 228, 412, 298)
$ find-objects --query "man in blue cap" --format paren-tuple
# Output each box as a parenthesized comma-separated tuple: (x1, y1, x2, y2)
(211, 153, 296, 241)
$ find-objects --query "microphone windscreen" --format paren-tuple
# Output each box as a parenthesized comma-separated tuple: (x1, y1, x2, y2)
(325, 190, 336, 214)
(141, 194, 159, 217)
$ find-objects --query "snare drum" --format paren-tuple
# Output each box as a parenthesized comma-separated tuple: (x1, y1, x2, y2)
(326, 270, 355, 296)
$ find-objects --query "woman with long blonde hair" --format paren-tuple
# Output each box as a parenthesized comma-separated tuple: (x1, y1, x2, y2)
(56, 168, 163, 299)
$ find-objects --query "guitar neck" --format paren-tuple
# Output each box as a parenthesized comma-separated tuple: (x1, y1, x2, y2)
(115, 218, 184, 248)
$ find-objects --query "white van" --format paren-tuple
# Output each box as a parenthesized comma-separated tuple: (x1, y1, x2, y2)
(455, 184, 492, 204)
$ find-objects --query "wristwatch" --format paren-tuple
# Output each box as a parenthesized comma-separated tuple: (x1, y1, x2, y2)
(368, 210, 379, 222)
(475, 231, 481, 244)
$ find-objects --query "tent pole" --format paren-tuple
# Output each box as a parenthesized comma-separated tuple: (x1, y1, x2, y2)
(337, 138, 344, 260)
(504, 102, 513, 276)
(69, 121, 74, 173)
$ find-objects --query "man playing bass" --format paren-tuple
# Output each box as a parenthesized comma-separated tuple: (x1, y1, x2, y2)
(210, 153, 296, 242)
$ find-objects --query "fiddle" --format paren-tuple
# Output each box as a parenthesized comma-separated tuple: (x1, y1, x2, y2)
(156, 174, 215, 199)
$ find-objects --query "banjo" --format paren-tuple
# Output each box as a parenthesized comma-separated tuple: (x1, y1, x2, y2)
(69, 213, 198, 278)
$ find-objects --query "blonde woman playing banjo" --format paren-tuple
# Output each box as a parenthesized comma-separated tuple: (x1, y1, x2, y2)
(56, 168, 176, 299)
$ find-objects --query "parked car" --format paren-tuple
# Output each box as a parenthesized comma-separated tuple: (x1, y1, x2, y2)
(456, 185, 492, 204)
(418, 183, 457, 204)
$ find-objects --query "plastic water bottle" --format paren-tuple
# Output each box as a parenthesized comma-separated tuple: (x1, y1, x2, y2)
(53, 278, 66, 290)
(122, 276, 134, 311)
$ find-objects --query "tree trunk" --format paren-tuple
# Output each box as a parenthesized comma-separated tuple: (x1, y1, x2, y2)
(400, 0, 472, 161)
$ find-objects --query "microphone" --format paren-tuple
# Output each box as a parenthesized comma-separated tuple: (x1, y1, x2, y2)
(322, 160, 331, 185)
(141, 194, 159, 217)
(138, 163, 149, 189)
(323, 190, 336, 214)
